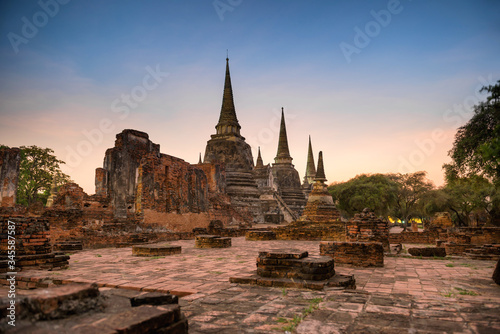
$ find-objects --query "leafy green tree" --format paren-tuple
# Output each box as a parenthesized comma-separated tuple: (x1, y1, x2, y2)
(16, 145, 71, 206)
(414, 188, 449, 223)
(444, 80, 500, 184)
(328, 173, 398, 218)
(444, 80, 500, 223)
(388, 172, 434, 231)
(444, 176, 496, 227)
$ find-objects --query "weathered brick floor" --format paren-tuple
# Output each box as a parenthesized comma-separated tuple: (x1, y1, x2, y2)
(4, 237, 500, 333)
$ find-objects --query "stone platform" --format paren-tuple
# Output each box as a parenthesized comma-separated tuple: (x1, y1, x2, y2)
(230, 249, 355, 290)
(0, 283, 187, 333)
(0, 252, 69, 273)
(53, 241, 83, 252)
(132, 243, 182, 256)
(195, 235, 231, 248)
(245, 230, 276, 241)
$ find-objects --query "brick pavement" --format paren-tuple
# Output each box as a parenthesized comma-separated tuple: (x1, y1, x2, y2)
(3, 237, 500, 333)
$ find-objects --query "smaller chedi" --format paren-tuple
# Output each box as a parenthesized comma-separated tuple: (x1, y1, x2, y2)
(274, 151, 345, 241)
(299, 151, 341, 224)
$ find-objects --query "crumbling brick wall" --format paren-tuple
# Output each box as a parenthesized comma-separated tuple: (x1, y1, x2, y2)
(0, 216, 51, 255)
(346, 208, 389, 251)
(137, 153, 210, 214)
(0, 147, 21, 207)
(320, 241, 384, 267)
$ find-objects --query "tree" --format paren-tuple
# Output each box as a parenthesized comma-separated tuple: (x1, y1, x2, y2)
(388, 171, 434, 231)
(443, 176, 496, 227)
(444, 80, 500, 223)
(16, 145, 71, 206)
(328, 174, 398, 218)
(444, 80, 500, 184)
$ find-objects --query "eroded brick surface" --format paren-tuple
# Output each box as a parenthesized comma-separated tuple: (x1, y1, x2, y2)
(320, 241, 384, 267)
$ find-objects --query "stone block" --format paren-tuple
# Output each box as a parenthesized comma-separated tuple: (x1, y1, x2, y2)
(15, 283, 102, 321)
(444, 243, 474, 256)
(130, 292, 178, 307)
(195, 235, 231, 248)
(408, 247, 446, 257)
(132, 244, 182, 257)
(320, 241, 384, 267)
(245, 230, 276, 241)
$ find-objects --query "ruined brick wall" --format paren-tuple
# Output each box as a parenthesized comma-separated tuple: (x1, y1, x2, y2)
(95, 168, 108, 197)
(455, 227, 500, 245)
(388, 231, 441, 244)
(102, 129, 160, 218)
(0, 217, 51, 255)
(137, 153, 210, 215)
(387, 227, 500, 245)
(274, 221, 346, 241)
(0, 147, 21, 207)
(444, 243, 474, 256)
(346, 209, 389, 252)
(320, 241, 384, 267)
(196, 163, 226, 194)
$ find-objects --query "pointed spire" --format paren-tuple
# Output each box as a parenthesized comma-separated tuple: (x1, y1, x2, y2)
(256, 147, 264, 168)
(274, 107, 292, 164)
(198, 153, 202, 164)
(314, 151, 327, 182)
(304, 135, 316, 183)
(215, 57, 241, 136)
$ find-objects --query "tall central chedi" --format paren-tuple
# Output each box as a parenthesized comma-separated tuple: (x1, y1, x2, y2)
(203, 58, 262, 221)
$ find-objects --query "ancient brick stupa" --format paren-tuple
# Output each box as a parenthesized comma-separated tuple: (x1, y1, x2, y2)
(203, 58, 262, 221)
(299, 151, 341, 223)
(271, 108, 306, 215)
(301, 135, 316, 194)
(274, 151, 345, 240)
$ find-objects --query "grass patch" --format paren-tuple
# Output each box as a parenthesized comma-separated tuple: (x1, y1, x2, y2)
(96, 254, 102, 257)
(445, 263, 455, 267)
(144, 256, 165, 261)
(281, 288, 287, 297)
(276, 297, 323, 332)
(215, 257, 225, 261)
(442, 288, 480, 298)
(455, 287, 479, 296)
(209, 271, 223, 275)
(197, 254, 206, 258)
(282, 314, 302, 332)
(238, 260, 246, 263)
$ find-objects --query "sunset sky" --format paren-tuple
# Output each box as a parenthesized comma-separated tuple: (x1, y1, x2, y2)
(1, 0, 499, 194)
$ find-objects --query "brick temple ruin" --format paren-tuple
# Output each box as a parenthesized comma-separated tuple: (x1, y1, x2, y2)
(1, 58, 500, 333)
(0, 58, 321, 247)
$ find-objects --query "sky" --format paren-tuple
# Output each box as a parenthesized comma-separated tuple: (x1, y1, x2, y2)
(0, 0, 499, 194)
